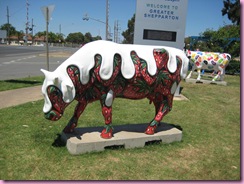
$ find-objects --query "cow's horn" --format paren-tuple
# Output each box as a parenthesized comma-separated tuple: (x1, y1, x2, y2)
(40, 69, 51, 77)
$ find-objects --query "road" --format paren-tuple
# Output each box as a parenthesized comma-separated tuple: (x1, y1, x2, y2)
(0, 45, 79, 80)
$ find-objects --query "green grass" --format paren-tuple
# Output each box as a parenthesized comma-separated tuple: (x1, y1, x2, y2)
(0, 75, 240, 180)
(0, 76, 44, 92)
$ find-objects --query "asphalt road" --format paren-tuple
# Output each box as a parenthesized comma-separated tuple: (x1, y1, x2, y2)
(0, 45, 79, 80)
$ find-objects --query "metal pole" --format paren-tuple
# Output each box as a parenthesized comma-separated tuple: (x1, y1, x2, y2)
(46, 7, 49, 71)
(6, 6, 10, 45)
(25, 0, 29, 45)
(106, 0, 109, 40)
(31, 18, 34, 44)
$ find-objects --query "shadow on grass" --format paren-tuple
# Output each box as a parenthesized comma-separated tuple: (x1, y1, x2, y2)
(3, 79, 42, 85)
(52, 122, 183, 148)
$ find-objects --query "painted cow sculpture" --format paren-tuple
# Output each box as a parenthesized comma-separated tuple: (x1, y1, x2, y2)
(41, 40, 189, 139)
(186, 50, 231, 81)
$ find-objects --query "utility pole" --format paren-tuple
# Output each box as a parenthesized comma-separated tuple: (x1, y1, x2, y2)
(59, 24, 62, 46)
(31, 18, 35, 44)
(114, 20, 120, 43)
(45, 7, 49, 71)
(25, 0, 29, 45)
(59, 24, 61, 35)
(6, 6, 10, 45)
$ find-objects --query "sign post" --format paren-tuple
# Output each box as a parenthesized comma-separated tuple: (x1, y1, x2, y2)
(41, 5, 55, 71)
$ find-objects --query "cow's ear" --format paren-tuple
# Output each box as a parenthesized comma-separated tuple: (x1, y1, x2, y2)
(227, 54, 231, 60)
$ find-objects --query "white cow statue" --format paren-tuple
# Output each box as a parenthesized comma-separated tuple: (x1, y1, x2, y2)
(41, 40, 189, 139)
(186, 50, 231, 81)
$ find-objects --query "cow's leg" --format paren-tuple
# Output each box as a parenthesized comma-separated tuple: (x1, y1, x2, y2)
(186, 68, 193, 79)
(100, 90, 114, 139)
(213, 68, 224, 81)
(186, 71, 192, 79)
(63, 99, 87, 133)
(220, 69, 225, 81)
(196, 68, 201, 81)
(145, 95, 173, 135)
(186, 65, 195, 79)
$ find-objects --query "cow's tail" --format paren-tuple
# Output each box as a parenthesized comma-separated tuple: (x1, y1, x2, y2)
(179, 52, 189, 79)
(167, 51, 177, 74)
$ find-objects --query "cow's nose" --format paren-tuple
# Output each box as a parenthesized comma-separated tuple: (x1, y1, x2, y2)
(44, 110, 62, 121)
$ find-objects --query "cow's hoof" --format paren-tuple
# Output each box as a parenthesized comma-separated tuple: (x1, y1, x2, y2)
(145, 125, 156, 135)
(100, 128, 113, 139)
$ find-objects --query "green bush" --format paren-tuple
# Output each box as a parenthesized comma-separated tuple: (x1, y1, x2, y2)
(225, 60, 240, 75)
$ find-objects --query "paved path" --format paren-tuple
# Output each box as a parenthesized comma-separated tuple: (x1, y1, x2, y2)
(0, 86, 43, 109)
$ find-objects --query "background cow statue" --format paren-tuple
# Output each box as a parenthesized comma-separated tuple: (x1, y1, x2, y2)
(41, 40, 189, 139)
(186, 50, 231, 81)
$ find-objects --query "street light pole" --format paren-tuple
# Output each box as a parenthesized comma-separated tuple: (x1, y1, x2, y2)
(106, 0, 109, 40)
(83, 13, 111, 40)
(45, 7, 49, 71)
(6, 6, 10, 45)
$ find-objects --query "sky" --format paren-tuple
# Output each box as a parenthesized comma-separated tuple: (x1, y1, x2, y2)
(0, 0, 235, 41)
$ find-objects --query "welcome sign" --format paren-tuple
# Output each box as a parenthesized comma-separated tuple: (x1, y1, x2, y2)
(134, 0, 188, 49)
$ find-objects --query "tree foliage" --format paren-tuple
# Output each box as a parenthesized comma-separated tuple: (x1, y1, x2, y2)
(186, 25, 240, 57)
(222, 0, 240, 25)
(65, 32, 84, 44)
(0, 23, 17, 36)
(65, 32, 101, 44)
(0, 23, 101, 44)
(35, 31, 65, 43)
(122, 14, 135, 44)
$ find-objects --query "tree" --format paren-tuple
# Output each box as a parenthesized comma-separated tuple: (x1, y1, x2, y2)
(35, 31, 61, 43)
(16, 30, 24, 43)
(222, 0, 240, 25)
(197, 25, 240, 57)
(212, 25, 240, 56)
(122, 14, 135, 44)
(56, 33, 65, 43)
(65, 32, 84, 44)
(93, 35, 102, 41)
(0, 23, 17, 36)
(48, 32, 58, 43)
(84, 32, 92, 43)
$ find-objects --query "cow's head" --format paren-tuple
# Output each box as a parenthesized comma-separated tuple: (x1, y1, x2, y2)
(222, 53, 231, 61)
(41, 69, 75, 121)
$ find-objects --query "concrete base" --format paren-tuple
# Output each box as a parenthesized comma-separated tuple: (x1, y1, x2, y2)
(61, 123, 182, 155)
(173, 94, 188, 101)
(185, 78, 227, 86)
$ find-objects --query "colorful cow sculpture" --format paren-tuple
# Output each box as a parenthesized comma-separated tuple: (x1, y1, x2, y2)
(41, 40, 189, 139)
(186, 50, 231, 81)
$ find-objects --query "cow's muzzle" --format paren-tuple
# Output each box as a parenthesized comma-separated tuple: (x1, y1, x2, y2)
(44, 110, 63, 121)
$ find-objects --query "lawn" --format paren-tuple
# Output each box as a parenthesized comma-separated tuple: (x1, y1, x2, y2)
(0, 76, 44, 92)
(0, 75, 240, 180)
